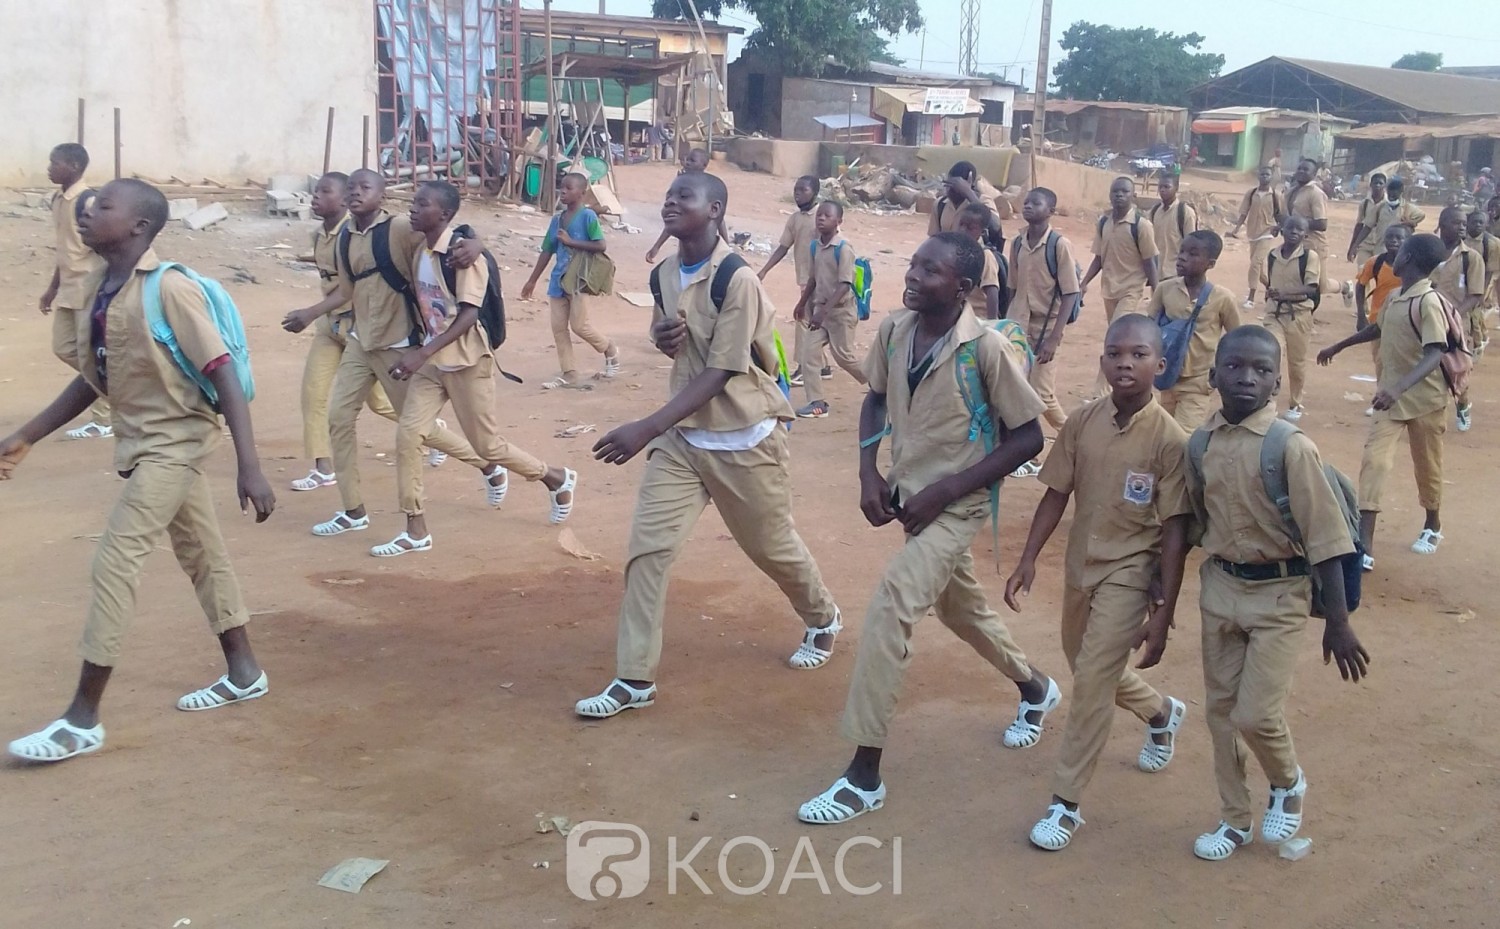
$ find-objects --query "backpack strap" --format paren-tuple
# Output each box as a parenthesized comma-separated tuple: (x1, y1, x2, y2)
(648, 262, 664, 312)
(1177, 201, 1187, 237)
(709, 253, 750, 311)
(1271, 190, 1284, 223)
(1259, 418, 1303, 547)
(1185, 427, 1212, 542)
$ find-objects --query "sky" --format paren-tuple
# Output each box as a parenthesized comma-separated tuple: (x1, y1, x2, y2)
(543, 0, 1500, 87)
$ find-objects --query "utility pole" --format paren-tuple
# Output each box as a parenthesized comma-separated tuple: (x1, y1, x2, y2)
(959, 0, 979, 76)
(543, 0, 558, 211)
(1030, 0, 1053, 179)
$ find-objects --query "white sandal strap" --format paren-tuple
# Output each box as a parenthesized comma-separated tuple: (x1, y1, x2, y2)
(177, 671, 269, 711)
(8, 719, 106, 761)
(485, 467, 510, 506)
(549, 468, 578, 524)
(798, 777, 886, 824)
(312, 511, 369, 536)
(575, 679, 656, 718)
(370, 533, 433, 557)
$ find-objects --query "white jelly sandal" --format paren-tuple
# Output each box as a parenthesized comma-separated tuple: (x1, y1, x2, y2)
(1010, 460, 1041, 479)
(1361, 553, 1375, 572)
(1411, 529, 1443, 554)
(7, 719, 106, 762)
(370, 533, 433, 557)
(1138, 696, 1187, 773)
(602, 351, 622, 378)
(485, 466, 510, 507)
(788, 609, 843, 670)
(1029, 803, 1084, 851)
(177, 670, 269, 712)
(426, 419, 449, 467)
(797, 777, 886, 825)
(1003, 676, 1061, 748)
(1194, 821, 1253, 861)
(312, 511, 370, 536)
(542, 374, 572, 390)
(1261, 769, 1307, 844)
(575, 679, 656, 718)
(66, 422, 113, 440)
(291, 469, 337, 492)
(549, 468, 578, 524)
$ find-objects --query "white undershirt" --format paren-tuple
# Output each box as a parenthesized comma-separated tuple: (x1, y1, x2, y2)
(674, 261, 778, 451)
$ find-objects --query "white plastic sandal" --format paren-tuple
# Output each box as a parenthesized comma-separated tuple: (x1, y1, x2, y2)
(788, 609, 843, 670)
(426, 419, 449, 467)
(1361, 553, 1375, 572)
(1194, 821, 1253, 861)
(484, 466, 510, 507)
(602, 352, 622, 378)
(1411, 529, 1443, 554)
(66, 422, 113, 440)
(1138, 696, 1187, 773)
(291, 469, 337, 492)
(1010, 460, 1041, 479)
(1261, 769, 1307, 844)
(542, 374, 572, 390)
(1029, 803, 1085, 851)
(798, 777, 886, 825)
(370, 533, 433, 557)
(575, 679, 657, 718)
(549, 468, 578, 524)
(1003, 676, 1061, 749)
(177, 671, 269, 712)
(7, 719, 106, 762)
(312, 511, 370, 537)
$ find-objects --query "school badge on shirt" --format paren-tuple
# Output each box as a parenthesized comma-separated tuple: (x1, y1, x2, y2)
(1123, 470, 1156, 506)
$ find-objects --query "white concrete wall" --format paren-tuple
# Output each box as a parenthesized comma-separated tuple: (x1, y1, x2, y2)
(0, 0, 375, 186)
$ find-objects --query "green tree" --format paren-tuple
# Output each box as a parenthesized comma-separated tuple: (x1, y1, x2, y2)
(1392, 51, 1443, 71)
(1052, 22, 1224, 106)
(651, 0, 922, 76)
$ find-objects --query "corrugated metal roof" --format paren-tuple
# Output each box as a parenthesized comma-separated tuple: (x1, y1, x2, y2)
(1278, 58, 1500, 116)
(1338, 117, 1500, 141)
(1045, 99, 1188, 115)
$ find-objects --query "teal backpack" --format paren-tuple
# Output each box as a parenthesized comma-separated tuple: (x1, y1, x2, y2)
(809, 240, 875, 321)
(142, 263, 255, 408)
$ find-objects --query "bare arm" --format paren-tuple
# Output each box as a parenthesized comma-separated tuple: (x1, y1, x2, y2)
(592, 368, 736, 465)
(1137, 513, 1190, 669)
(39, 268, 60, 313)
(1144, 255, 1160, 290)
(646, 228, 671, 262)
(520, 251, 554, 298)
(1003, 487, 1070, 610)
(0, 375, 98, 463)
(390, 305, 480, 379)
(858, 390, 899, 528)
(1080, 255, 1103, 291)
(1318, 322, 1382, 365)
(758, 244, 789, 280)
(207, 364, 275, 522)
(983, 285, 1001, 320)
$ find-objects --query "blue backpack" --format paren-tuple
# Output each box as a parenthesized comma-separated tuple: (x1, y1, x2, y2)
(809, 240, 874, 321)
(1154, 282, 1213, 391)
(142, 263, 255, 408)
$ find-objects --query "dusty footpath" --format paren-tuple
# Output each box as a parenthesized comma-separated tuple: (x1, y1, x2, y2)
(0, 162, 1496, 928)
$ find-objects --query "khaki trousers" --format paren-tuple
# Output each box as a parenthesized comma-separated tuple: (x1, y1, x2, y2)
(1248, 239, 1275, 297)
(398, 361, 548, 516)
(52, 305, 112, 424)
(1199, 561, 1308, 830)
(616, 427, 836, 680)
(1468, 306, 1488, 355)
(1159, 373, 1217, 431)
(1354, 245, 1378, 271)
(840, 506, 1033, 747)
(301, 316, 397, 461)
(1096, 290, 1144, 395)
(1051, 580, 1163, 803)
(793, 323, 829, 374)
(1030, 355, 1069, 431)
(800, 317, 867, 405)
(550, 293, 613, 376)
(328, 337, 483, 514)
(80, 460, 248, 667)
(1371, 338, 1383, 382)
(1357, 407, 1445, 513)
(1263, 308, 1315, 408)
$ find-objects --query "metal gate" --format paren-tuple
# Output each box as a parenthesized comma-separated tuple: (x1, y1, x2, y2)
(374, 0, 521, 194)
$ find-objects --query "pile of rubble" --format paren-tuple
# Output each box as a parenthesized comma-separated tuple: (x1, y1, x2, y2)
(819, 162, 1025, 219)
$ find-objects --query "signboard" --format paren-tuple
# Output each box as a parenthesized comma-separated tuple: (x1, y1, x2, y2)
(923, 88, 972, 116)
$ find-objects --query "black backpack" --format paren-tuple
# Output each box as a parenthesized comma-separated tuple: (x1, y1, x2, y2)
(337, 219, 423, 347)
(442, 235, 521, 384)
(1267, 249, 1321, 311)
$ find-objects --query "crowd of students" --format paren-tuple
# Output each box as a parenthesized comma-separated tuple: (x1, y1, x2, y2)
(9, 141, 1494, 863)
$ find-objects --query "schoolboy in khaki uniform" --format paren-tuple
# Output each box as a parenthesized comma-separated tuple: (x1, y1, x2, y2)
(1007, 187, 1082, 433)
(282, 168, 489, 538)
(1431, 207, 1487, 431)
(2, 179, 276, 764)
(1261, 216, 1322, 420)
(577, 171, 842, 721)
(290, 172, 399, 492)
(1287, 158, 1338, 298)
(1368, 178, 1426, 249)
(1227, 167, 1285, 307)
(1006, 314, 1192, 850)
(379, 182, 578, 556)
(1188, 326, 1369, 862)
(1146, 230, 1241, 430)
(1463, 209, 1500, 345)
(957, 202, 1005, 319)
(758, 175, 829, 384)
(798, 232, 1058, 826)
(1149, 175, 1199, 270)
(1319, 233, 1450, 563)
(38, 143, 112, 438)
(1346, 172, 1388, 268)
(794, 201, 868, 418)
(1083, 177, 1160, 395)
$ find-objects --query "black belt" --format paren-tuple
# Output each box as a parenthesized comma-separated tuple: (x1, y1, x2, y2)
(1214, 556, 1309, 581)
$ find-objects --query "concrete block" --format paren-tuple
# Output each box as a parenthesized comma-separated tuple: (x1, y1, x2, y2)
(269, 173, 309, 194)
(292, 204, 313, 221)
(182, 202, 229, 231)
(21, 191, 50, 209)
(265, 190, 296, 212)
(167, 198, 199, 220)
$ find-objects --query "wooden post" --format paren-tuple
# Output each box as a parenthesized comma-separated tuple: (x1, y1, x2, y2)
(113, 107, 122, 179)
(77, 98, 86, 144)
(362, 115, 371, 169)
(542, 0, 559, 211)
(1030, 0, 1052, 182)
(323, 106, 336, 174)
(621, 80, 631, 162)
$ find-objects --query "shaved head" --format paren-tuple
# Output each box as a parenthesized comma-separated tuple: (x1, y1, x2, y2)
(1106, 312, 1163, 354)
(679, 169, 729, 212)
(349, 168, 385, 191)
(1217, 324, 1281, 368)
(107, 178, 169, 238)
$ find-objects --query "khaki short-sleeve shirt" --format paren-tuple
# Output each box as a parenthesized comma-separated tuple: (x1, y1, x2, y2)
(412, 225, 492, 370)
(1431, 240, 1486, 307)
(1264, 245, 1321, 313)
(1371, 199, 1426, 243)
(811, 237, 857, 319)
(1144, 278, 1241, 379)
(1006, 228, 1081, 344)
(336, 211, 425, 350)
(968, 246, 1001, 318)
(1464, 233, 1500, 290)
(1241, 189, 1282, 241)
(1377, 281, 1450, 422)
(52, 181, 103, 311)
(778, 209, 817, 286)
(1092, 210, 1159, 300)
(1287, 182, 1330, 254)
(1149, 201, 1199, 266)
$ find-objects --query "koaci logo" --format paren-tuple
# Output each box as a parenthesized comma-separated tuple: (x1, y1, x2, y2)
(565, 822, 651, 900)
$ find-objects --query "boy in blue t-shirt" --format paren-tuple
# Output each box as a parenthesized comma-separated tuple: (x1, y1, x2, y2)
(521, 173, 619, 389)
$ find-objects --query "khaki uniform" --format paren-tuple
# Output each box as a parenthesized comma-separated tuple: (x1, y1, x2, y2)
(1008, 228, 1081, 431)
(1261, 245, 1321, 409)
(1352, 197, 1383, 267)
(1239, 188, 1283, 297)
(967, 246, 1002, 319)
(1149, 200, 1199, 269)
(1360, 282, 1448, 513)
(1192, 404, 1355, 830)
(1432, 240, 1487, 409)
(1368, 199, 1426, 252)
(800, 237, 867, 405)
(1463, 231, 1500, 315)
(616, 242, 834, 681)
(840, 311, 1046, 747)
(1039, 396, 1191, 803)
(1092, 210, 1160, 395)
(779, 207, 823, 372)
(326, 211, 484, 515)
(1145, 278, 1241, 429)
(1287, 182, 1334, 292)
(398, 226, 548, 516)
(301, 216, 397, 461)
(50, 180, 110, 424)
(70, 249, 248, 666)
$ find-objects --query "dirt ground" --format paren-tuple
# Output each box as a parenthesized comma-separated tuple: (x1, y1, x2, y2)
(1, 161, 1497, 928)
